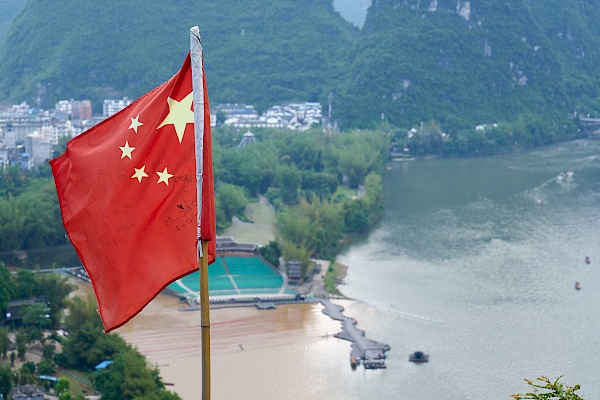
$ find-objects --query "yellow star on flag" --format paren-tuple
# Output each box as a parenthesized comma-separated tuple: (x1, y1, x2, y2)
(119, 141, 135, 159)
(156, 92, 194, 143)
(131, 166, 149, 183)
(129, 115, 143, 134)
(156, 167, 174, 186)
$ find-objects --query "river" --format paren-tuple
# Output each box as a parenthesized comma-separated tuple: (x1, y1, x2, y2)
(337, 138, 600, 399)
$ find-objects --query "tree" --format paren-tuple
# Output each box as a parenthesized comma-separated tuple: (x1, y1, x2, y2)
(342, 198, 369, 233)
(13, 270, 41, 299)
(62, 320, 126, 370)
(297, 194, 344, 258)
(37, 273, 76, 329)
(55, 377, 71, 397)
(328, 130, 388, 189)
(276, 208, 318, 256)
(15, 329, 26, 360)
(215, 184, 248, 224)
(92, 347, 181, 400)
(276, 164, 302, 205)
(37, 359, 56, 375)
(42, 343, 56, 360)
(21, 303, 51, 330)
(0, 327, 9, 359)
(0, 365, 12, 399)
(259, 241, 281, 267)
(511, 376, 583, 400)
(363, 171, 383, 211)
(18, 363, 35, 385)
(0, 263, 12, 312)
(61, 295, 127, 370)
(63, 295, 102, 333)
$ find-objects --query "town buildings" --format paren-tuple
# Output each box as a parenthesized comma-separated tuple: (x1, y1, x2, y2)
(0, 99, 322, 171)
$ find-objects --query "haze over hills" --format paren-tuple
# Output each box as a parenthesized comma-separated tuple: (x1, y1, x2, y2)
(1, 0, 600, 136)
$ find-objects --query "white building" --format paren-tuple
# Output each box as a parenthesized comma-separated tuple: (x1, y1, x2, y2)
(25, 130, 53, 167)
(103, 97, 131, 117)
(214, 101, 322, 130)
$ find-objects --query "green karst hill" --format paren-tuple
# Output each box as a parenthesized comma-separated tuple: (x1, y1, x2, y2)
(2, 0, 600, 137)
(334, 0, 600, 132)
(0, 0, 357, 113)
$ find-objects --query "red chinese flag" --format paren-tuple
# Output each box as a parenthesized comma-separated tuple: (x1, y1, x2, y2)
(50, 53, 216, 332)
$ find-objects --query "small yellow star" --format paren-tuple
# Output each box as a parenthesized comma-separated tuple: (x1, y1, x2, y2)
(131, 165, 149, 183)
(156, 167, 174, 186)
(156, 92, 194, 143)
(129, 115, 144, 134)
(119, 141, 135, 159)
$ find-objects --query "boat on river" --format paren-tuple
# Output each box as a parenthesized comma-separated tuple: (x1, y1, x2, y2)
(409, 351, 429, 363)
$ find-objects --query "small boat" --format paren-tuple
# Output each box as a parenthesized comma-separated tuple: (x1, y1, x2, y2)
(409, 351, 429, 363)
(575, 282, 581, 291)
(585, 257, 590, 264)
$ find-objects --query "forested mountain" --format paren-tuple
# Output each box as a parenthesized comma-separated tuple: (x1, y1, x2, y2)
(0, 0, 25, 45)
(333, 0, 600, 131)
(1, 0, 600, 135)
(0, 0, 358, 112)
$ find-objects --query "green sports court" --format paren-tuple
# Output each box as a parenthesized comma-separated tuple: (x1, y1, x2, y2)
(167, 255, 296, 299)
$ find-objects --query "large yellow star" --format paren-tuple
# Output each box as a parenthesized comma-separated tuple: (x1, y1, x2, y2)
(156, 167, 174, 186)
(129, 115, 143, 134)
(131, 165, 149, 183)
(156, 92, 194, 143)
(119, 141, 135, 159)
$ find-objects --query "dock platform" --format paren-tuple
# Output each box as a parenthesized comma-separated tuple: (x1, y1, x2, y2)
(319, 298, 390, 369)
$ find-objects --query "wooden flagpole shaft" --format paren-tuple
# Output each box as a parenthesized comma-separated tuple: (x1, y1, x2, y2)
(200, 239, 211, 399)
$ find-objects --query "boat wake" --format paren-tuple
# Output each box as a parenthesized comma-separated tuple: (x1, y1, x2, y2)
(368, 301, 446, 325)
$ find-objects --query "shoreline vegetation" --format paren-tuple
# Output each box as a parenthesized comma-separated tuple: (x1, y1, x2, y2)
(220, 194, 350, 299)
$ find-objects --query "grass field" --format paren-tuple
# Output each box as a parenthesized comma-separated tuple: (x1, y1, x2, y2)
(220, 196, 275, 245)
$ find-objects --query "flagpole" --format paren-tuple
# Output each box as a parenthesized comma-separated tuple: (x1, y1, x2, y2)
(190, 26, 211, 400)
(200, 239, 211, 400)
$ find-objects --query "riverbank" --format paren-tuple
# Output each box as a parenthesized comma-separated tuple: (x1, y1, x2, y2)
(66, 196, 361, 399)
(113, 290, 355, 400)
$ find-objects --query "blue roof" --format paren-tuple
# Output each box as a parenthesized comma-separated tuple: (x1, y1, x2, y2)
(39, 375, 58, 381)
(95, 360, 114, 370)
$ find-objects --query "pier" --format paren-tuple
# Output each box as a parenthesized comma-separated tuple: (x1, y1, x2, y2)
(319, 298, 390, 369)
